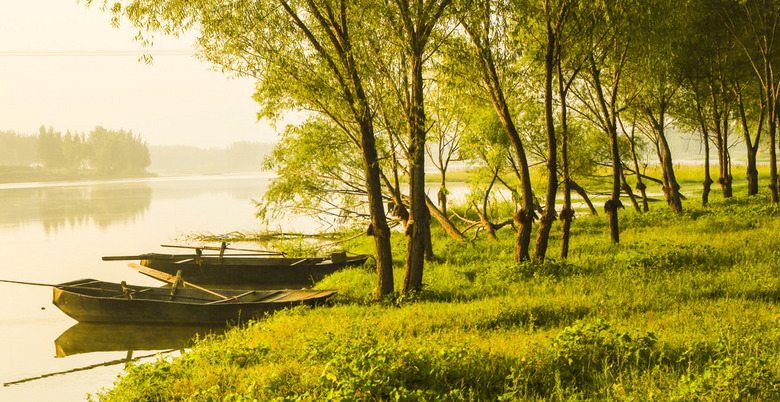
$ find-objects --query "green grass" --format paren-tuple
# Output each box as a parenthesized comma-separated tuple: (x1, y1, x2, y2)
(91, 185, 780, 401)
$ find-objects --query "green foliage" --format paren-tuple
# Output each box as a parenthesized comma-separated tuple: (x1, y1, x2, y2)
(499, 320, 659, 399)
(5, 125, 150, 176)
(675, 356, 780, 400)
(36, 126, 67, 169)
(317, 339, 508, 401)
(88, 126, 150, 174)
(258, 118, 366, 225)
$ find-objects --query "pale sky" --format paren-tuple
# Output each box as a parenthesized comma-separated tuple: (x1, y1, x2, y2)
(0, 0, 280, 147)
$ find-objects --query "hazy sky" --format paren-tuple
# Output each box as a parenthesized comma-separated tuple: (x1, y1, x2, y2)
(0, 1, 280, 147)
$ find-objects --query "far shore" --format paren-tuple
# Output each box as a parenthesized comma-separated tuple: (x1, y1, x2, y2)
(0, 166, 157, 184)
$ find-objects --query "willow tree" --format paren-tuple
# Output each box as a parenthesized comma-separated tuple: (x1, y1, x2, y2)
(519, 0, 577, 260)
(95, 0, 395, 298)
(382, 0, 453, 292)
(676, 0, 725, 205)
(682, 0, 738, 199)
(628, 0, 685, 212)
(720, 0, 780, 203)
(572, 0, 638, 243)
(456, 0, 537, 261)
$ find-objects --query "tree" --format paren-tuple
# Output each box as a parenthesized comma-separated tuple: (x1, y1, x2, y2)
(732, 72, 765, 196)
(62, 131, 89, 170)
(627, 0, 685, 212)
(688, 2, 738, 199)
(99, 0, 396, 298)
(456, 0, 537, 261)
(36, 126, 66, 169)
(517, 0, 576, 260)
(87, 126, 150, 174)
(676, 5, 718, 206)
(380, 0, 453, 292)
(425, 80, 466, 218)
(571, 0, 637, 244)
(719, 0, 780, 202)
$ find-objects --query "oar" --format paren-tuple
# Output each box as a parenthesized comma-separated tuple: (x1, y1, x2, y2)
(127, 263, 230, 300)
(161, 244, 285, 255)
(0, 278, 104, 290)
(103, 253, 280, 261)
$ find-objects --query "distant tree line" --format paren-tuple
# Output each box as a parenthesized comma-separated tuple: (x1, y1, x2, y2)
(0, 126, 150, 174)
(150, 141, 273, 174)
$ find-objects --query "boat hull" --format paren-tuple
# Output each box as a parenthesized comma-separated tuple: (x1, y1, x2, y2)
(52, 279, 337, 325)
(140, 254, 370, 288)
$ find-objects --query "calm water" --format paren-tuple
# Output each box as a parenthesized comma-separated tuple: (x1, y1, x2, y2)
(0, 173, 289, 401)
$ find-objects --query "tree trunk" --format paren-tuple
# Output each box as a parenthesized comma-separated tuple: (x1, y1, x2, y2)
(558, 60, 573, 259)
(402, 52, 429, 293)
(762, 47, 779, 202)
(588, 53, 622, 244)
(534, 18, 558, 261)
(485, 65, 535, 261)
(703, 136, 714, 207)
(438, 175, 448, 216)
(425, 194, 466, 240)
(569, 180, 598, 215)
(472, 201, 499, 241)
(606, 128, 622, 244)
(494, 96, 535, 262)
(646, 105, 682, 212)
(736, 90, 763, 196)
(746, 156, 759, 196)
(696, 98, 714, 206)
(770, 108, 779, 203)
(462, 13, 535, 261)
(659, 134, 682, 212)
(621, 169, 641, 212)
(715, 86, 732, 198)
(624, 124, 649, 212)
(767, 84, 778, 203)
(361, 122, 394, 299)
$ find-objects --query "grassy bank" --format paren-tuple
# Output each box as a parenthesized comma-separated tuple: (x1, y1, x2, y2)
(92, 188, 780, 401)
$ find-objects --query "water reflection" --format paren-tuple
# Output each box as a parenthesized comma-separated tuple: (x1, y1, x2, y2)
(0, 183, 152, 233)
(54, 323, 226, 357)
(4, 350, 170, 387)
(0, 175, 271, 235)
(4, 323, 225, 388)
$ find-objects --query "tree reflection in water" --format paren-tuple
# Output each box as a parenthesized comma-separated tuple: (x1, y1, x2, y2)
(0, 182, 152, 234)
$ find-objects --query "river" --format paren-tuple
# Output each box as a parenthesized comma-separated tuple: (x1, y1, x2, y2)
(0, 173, 289, 401)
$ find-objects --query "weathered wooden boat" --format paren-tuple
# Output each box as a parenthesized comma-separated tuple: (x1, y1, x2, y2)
(52, 279, 338, 325)
(103, 249, 371, 288)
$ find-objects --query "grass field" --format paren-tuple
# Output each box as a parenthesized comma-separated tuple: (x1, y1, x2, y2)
(92, 177, 780, 401)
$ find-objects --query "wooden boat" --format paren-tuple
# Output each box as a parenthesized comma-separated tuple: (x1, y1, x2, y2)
(103, 249, 371, 289)
(52, 279, 338, 325)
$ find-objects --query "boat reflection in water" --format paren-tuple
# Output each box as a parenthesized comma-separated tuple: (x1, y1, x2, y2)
(4, 323, 225, 387)
(54, 322, 226, 357)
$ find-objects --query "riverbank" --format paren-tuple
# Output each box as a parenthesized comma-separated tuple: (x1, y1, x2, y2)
(0, 165, 156, 184)
(92, 181, 780, 400)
